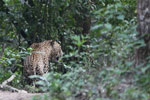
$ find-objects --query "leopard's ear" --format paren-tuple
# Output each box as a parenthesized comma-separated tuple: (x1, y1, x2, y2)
(55, 40, 61, 44)
(50, 40, 55, 47)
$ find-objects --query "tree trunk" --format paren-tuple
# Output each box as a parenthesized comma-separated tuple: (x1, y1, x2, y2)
(135, 0, 150, 65)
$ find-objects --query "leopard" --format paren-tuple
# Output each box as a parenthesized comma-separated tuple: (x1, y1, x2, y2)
(23, 40, 63, 83)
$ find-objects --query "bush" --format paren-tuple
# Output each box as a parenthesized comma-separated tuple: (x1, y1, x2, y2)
(0, 46, 31, 88)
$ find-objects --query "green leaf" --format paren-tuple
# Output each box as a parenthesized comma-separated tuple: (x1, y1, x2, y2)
(104, 23, 112, 30)
(91, 25, 101, 30)
(117, 15, 124, 20)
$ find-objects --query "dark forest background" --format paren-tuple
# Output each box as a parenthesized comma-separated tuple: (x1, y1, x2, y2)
(1, 0, 150, 100)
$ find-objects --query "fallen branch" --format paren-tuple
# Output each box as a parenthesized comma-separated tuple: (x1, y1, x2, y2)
(0, 74, 28, 93)
(0, 84, 27, 93)
(2, 74, 16, 85)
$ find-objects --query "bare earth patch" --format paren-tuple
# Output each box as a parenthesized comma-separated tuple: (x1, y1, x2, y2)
(0, 91, 41, 100)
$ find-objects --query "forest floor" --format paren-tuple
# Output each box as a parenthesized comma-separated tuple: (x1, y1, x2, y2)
(0, 90, 41, 100)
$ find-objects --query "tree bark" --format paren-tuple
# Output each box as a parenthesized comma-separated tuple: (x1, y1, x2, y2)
(135, 0, 150, 65)
(0, 44, 6, 59)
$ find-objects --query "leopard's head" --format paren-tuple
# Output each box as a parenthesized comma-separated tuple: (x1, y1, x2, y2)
(49, 41, 63, 61)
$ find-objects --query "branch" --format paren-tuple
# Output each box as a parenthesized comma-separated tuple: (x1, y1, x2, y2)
(0, 74, 28, 93)
(2, 74, 16, 85)
(0, 84, 27, 93)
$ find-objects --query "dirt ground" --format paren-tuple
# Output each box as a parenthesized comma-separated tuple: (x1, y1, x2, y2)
(0, 91, 41, 100)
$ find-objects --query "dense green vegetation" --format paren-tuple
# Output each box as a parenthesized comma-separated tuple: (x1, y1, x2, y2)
(1, 0, 150, 100)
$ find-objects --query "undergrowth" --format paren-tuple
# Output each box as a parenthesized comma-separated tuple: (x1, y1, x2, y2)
(1, 0, 150, 100)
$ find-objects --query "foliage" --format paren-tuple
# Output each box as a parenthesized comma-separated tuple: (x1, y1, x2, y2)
(1, 0, 150, 100)
(0, 46, 31, 88)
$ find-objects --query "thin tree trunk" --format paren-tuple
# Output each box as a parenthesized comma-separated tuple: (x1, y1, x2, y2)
(0, 44, 6, 59)
(135, 0, 150, 65)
